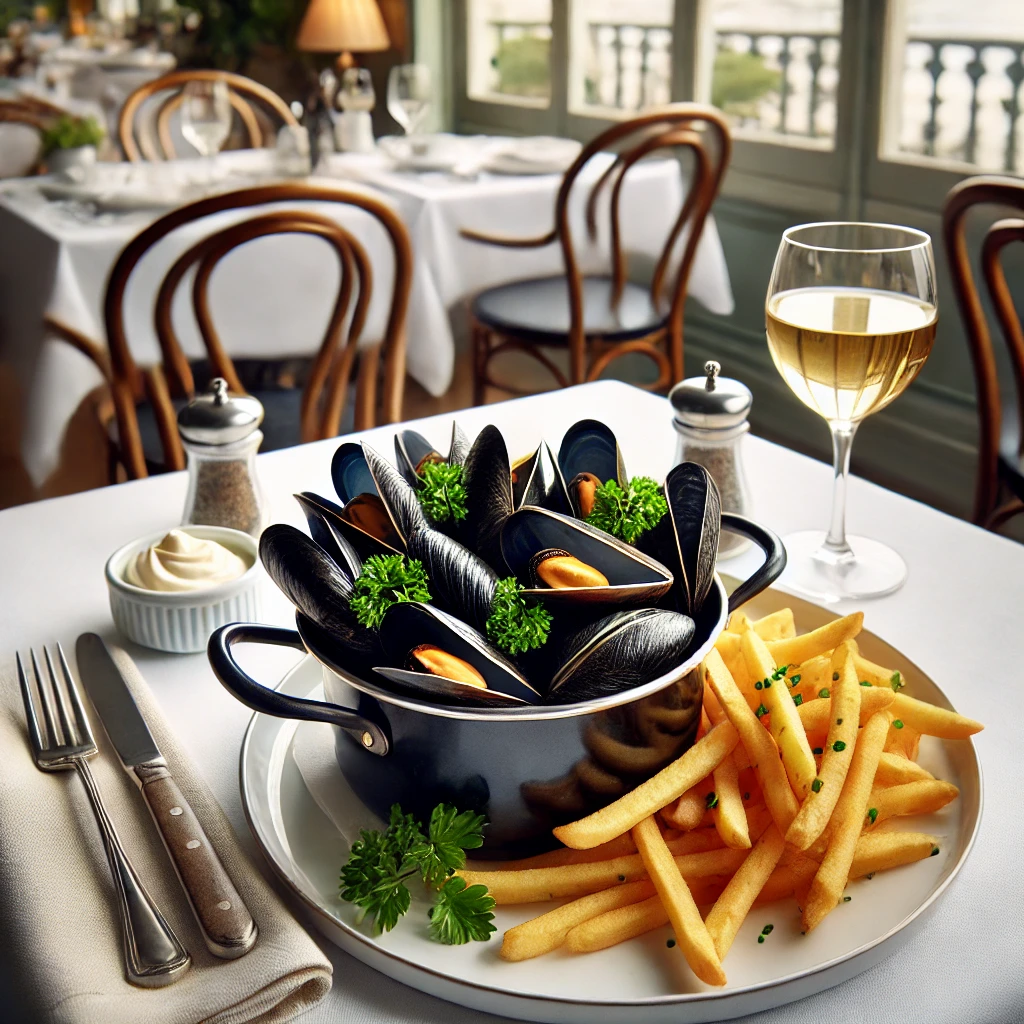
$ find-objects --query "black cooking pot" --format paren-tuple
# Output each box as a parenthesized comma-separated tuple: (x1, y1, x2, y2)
(210, 513, 785, 858)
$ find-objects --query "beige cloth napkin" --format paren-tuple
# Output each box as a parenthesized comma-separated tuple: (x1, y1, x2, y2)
(0, 642, 332, 1024)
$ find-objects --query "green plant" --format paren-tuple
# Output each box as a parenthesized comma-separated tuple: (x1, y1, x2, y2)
(177, 0, 302, 70)
(42, 114, 104, 153)
(711, 49, 781, 116)
(494, 35, 550, 98)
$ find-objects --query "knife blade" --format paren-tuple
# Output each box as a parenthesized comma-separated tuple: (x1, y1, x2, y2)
(76, 633, 257, 960)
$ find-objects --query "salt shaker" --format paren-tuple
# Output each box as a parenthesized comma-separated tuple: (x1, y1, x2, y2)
(178, 379, 267, 537)
(669, 361, 753, 557)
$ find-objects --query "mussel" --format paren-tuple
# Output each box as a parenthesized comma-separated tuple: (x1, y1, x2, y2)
(461, 425, 514, 572)
(510, 441, 572, 515)
(294, 491, 363, 579)
(374, 602, 541, 706)
(394, 422, 470, 488)
(259, 524, 383, 675)
(548, 608, 697, 704)
(558, 419, 627, 519)
(500, 506, 674, 607)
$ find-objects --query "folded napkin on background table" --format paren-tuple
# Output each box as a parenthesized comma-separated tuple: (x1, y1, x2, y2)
(0, 642, 332, 1024)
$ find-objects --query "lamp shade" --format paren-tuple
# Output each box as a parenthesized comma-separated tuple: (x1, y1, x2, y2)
(296, 0, 390, 54)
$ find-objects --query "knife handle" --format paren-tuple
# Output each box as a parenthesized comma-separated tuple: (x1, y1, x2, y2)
(134, 762, 257, 960)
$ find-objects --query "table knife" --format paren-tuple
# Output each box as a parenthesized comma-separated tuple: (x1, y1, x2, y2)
(76, 632, 258, 960)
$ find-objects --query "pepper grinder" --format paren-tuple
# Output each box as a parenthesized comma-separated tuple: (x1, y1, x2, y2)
(669, 361, 753, 557)
(178, 379, 268, 538)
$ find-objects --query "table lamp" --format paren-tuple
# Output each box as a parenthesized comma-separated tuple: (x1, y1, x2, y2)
(296, 0, 390, 72)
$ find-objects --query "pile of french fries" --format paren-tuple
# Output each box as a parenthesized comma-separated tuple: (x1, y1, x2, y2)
(459, 607, 983, 987)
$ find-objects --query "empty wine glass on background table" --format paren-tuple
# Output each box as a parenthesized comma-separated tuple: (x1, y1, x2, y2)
(387, 63, 431, 135)
(765, 222, 937, 602)
(181, 79, 231, 185)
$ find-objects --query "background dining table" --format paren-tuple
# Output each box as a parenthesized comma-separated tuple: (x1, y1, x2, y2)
(0, 380, 1018, 1023)
(0, 144, 734, 488)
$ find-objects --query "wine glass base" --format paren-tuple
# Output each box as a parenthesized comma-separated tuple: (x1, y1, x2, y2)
(778, 531, 907, 603)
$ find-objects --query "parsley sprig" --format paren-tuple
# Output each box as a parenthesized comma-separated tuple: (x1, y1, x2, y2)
(340, 803, 495, 942)
(350, 554, 432, 629)
(585, 476, 668, 544)
(485, 577, 552, 655)
(418, 461, 468, 524)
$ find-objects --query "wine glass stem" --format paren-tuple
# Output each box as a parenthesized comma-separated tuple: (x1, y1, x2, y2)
(823, 421, 858, 556)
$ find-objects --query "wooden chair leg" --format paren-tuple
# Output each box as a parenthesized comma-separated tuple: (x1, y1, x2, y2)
(472, 319, 490, 406)
(354, 343, 381, 431)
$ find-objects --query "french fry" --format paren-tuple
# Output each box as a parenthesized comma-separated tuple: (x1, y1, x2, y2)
(852, 650, 903, 690)
(802, 710, 890, 933)
(632, 816, 726, 987)
(704, 648, 800, 834)
(462, 845, 747, 904)
(705, 825, 786, 958)
(741, 630, 817, 798)
(665, 777, 713, 831)
(500, 880, 654, 961)
(785, 642, 863, 850)
(726, 610, 753, 633)
(486, 834, 637, 871)
(766, 612, 864, 667)
(712, 752, 751, 849)
(713, 631, 757, 706)
(751, 608, 797, 641)
(885, 722, 921, 760)
(798, 685, 895, 736)
(788, 654, 833, 703)
(565, 878, 726, 953)
(889, 693, 983, 739)
(849, 831, 939, 877)
(866, 780, 959, 826)
(873, 751, 934, 787)
(554, 721, 739, 850)
(753, 855, 818, 906)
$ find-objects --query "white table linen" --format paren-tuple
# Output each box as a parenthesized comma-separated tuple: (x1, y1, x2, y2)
(1, 145, 732, 488)
(0, 381, 1018, 1023)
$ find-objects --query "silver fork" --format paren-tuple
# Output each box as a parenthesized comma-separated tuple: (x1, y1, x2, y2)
(17, 646, 191, 987)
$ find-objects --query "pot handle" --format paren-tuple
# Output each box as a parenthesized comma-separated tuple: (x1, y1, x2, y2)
(720, 513, 787, 613)
(208, 623, 390, 756)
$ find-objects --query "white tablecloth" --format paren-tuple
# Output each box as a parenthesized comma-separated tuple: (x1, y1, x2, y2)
(0, 381, 1018, 1023)
(0, 147, 733, 487)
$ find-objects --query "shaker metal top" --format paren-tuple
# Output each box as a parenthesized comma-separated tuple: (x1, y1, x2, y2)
(177, 378, 264, 446)
(669, 360, 753, 430)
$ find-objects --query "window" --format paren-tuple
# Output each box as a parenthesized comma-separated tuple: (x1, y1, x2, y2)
(466, 0, 553, 108)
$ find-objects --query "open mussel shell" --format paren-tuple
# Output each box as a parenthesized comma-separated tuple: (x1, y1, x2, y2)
(294, 492, 364, 578)
(557, 419, 627, 519)
(510, 441, 572, 515)
(500, 506, 673, 607)
(331, 442, 376, 505)
(375, 601, 540, 706)
(394, 421, 470, 487)
(259, 524, 383, 672)
(461, 424, 514, 572)
(548, 608, 697, 705)
(406, 525, 498, 634)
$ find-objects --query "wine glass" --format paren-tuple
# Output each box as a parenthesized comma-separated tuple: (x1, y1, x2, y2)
(387, 64, 431, 135)
(180, 79, 231, 183)
(765, 222, 937, 602)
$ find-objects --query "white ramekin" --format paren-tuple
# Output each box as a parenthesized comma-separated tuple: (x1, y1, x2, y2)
(105, 526, 262, 654)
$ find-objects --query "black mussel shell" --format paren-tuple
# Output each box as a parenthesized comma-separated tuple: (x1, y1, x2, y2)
(511, 441, 572, 515)
(665, 463, 721, 616)
(376, 602, 541, 705)
(294, 492, 364, 578)
(406, 525, 498, 634)
(332, 442, 376, 505)
(558, 420, 627, 518)
(259, 524, 383, 670)
(500, 506, 673, 607)
(462, 424, 514, 572)
(448, 422, 471, 466)
(548, 608, 696, 705)
(361, 442, 428, 545)
(394, 422, 471, 488)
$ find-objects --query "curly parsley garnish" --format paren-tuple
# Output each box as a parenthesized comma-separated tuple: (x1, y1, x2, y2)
(585, 476, 668, 544)
(418, 461, 468, 524)
(485, 577, 552, 654)
(340, 803, 495, 942)
(350, 553, 431, 629)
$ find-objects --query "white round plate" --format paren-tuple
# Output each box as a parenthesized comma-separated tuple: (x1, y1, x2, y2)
(239, 587, 981, 1023)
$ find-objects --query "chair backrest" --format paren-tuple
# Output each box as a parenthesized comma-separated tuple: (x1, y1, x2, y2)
(463, 104, 731, 384)
(942, 175, 1024, 527)
(0, 101, 51, 177)
(118, 69, 298, 163)
(104, 182, 413, 480)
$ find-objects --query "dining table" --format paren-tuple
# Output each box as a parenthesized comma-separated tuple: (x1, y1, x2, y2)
(0, 143, 734, 489)
(0, 380, 1018, 1023)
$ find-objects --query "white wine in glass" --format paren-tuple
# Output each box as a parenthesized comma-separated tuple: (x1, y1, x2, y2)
(181, 79, 231, 184)
(765, 223, 937, 601)
(387, 64, 431, 135)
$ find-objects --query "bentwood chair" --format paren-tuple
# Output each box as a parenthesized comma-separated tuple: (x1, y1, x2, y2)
(44, 183, 413, 481)
(461, 105, 731, 402)
(117, 70, 298, 163)
(943, 176, 1024, 532)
